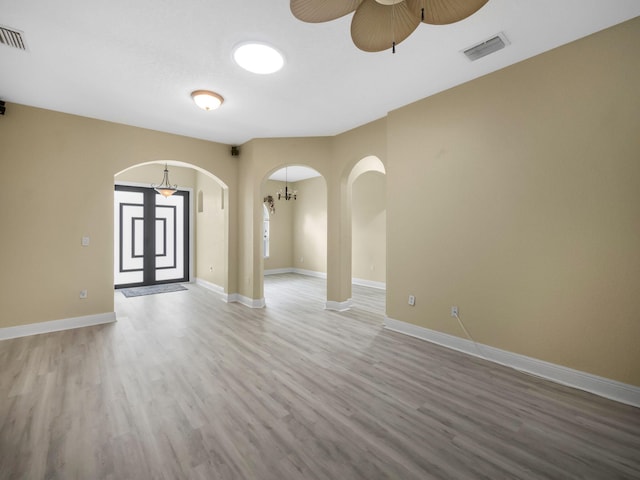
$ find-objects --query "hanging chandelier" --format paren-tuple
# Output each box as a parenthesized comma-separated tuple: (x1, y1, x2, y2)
(290, 0, 489, 53)
(277, 167, 297, 201)
(152, 164, 178, 197)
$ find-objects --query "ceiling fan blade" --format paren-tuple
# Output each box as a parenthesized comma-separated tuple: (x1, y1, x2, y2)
(421, 0, 489, 25)
(351, 0, 421, 52)
(291, 0, 363, 23)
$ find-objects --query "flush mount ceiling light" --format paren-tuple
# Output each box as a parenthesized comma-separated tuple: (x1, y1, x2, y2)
(290, 0, 489, 53)
(233, 42, 284, 74)
(191, 90, 224, 110)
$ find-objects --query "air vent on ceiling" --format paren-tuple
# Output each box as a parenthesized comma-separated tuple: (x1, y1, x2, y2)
(0, 25, 28, 51)
(463, 32, 509, 61)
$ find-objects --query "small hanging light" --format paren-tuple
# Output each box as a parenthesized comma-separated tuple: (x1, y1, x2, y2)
(277, 167, 297, 201)
(152, 164, 178, 197)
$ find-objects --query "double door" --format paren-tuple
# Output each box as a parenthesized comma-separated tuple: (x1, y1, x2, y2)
(114, 185, 189, 288)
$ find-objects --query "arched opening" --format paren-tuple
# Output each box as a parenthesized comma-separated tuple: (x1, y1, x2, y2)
(348, 156, 386, 315)
(114, 160, 230, 295)
(260, 165, 327, 307)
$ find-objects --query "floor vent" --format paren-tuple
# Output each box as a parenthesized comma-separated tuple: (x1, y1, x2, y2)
(463, 32, 509, 61)
(0, 25, 27, 51)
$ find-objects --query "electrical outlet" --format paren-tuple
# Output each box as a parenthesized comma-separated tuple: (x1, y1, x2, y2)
(408, 295, 415, 306)
(451, 306, 458, 317)
(80, 289, 88, 299)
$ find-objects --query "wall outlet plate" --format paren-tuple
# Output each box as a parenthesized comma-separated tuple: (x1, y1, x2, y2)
(451, 306, 458, 317)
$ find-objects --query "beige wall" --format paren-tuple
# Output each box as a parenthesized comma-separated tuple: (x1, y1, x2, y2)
(293, 176, 327, 274)
(195, 171, 227, 289)
(352, 171, 386, 284)
(385, 18, 640, 385)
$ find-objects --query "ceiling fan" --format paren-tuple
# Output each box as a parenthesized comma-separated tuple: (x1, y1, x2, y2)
(290, 0, 489, 53)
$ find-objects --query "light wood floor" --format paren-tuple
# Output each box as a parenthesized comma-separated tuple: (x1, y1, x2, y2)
(1, 273, 638, 479)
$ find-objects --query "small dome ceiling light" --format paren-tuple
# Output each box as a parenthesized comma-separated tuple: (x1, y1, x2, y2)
(191, 90, 224, 111)
(233, 42, 284, 74)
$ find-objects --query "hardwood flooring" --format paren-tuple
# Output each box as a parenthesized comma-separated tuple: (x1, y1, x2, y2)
(1, 273, 639, 479)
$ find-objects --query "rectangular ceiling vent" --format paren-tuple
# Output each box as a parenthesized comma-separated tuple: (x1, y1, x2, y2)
(463, 32, 509, 61)
(0, 25, 28, 51)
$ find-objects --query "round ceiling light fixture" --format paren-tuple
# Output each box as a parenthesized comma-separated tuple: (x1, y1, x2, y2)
(233, 42, 284, 75)
(191, 90, 224, 111)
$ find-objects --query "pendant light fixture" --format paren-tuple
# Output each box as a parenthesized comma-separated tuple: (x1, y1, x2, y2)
(277, 167, 297, 201)
(152, 164, 178, 197)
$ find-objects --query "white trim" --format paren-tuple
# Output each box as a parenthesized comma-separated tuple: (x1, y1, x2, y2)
(0, 312, 117, 341)
(292, 268, 326, 279)
(325, 299, 353, 312)
(195, 278, 225, 294)
(223, 293, 239, 304)
(352, 277, 386, 290)
(225, 294, 265, 308)
(264, 268, 294, 276)
(263, 268, 328, 279)
(383, 316, 640, 408)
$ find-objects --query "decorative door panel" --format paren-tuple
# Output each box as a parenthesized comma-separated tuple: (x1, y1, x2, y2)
(154, 193, 185, 282)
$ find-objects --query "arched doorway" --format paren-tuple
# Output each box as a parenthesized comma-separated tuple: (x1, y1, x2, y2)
(260, 165, 327, 307)
(114, 160, 230, 294)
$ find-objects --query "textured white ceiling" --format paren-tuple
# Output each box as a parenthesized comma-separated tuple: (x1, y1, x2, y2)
(1, 0, 639, 146)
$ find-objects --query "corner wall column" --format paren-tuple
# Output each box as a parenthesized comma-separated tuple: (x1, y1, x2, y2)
(325, 175, 352, 311)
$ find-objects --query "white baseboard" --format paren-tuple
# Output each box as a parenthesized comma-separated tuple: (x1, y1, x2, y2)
(264, 268, 325, 279)
(195, 278, 225, 294)
(292, 268, 326, 279)
(225, 293, 265, 309)
(352, 277, 386, 290)
(0, 312, 117, 341)
(383, 316, 640, 408)
(223, 293, 239, 304)
(325, 299, 353, 312)
(264, 268, 294, 276)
